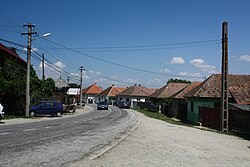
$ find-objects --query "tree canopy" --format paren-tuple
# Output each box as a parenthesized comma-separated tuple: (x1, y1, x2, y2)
(167, 78, 191, 84)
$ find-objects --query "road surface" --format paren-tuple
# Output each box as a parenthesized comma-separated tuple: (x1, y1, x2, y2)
(0, 105, 137, 167)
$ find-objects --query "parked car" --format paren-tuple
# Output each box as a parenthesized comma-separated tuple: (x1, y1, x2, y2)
(117, 100, 130, 109)
(0, 103, 4, 121)
(30, 101, 63, 117)
(97, 101, 108, 110)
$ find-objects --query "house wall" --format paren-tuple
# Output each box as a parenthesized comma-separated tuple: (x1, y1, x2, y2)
(187, 98, 217, 124)
(116, 96, 147, 108)
(83, 94, 97, 104)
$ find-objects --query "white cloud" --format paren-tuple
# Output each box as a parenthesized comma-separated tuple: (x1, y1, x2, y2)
(170, 57, 185, 64)
(190, 59, 217, 73)
(126, 78, 138, 83)
(159, 68, 171, 73)
(54, 61, 66, 69)
(239, 55, 250, 62)
(178, 72, 201, 77)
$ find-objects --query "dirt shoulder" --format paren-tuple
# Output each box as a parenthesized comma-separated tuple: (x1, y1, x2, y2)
(80, 110, 250, 167)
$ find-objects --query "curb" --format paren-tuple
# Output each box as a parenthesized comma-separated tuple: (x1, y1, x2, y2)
(89, 113, 141, 160)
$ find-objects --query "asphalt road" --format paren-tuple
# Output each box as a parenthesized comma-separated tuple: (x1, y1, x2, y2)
(0, 105, 137, 167)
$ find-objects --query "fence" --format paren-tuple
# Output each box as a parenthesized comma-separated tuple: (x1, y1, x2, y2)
(199, 107, 250, 132)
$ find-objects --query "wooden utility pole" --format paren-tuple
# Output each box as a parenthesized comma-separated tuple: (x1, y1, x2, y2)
(42, 53, 45, 80)
(79, 66, 85, 107)
(221, 22, 229, 133)
(22, 23, 37, 117)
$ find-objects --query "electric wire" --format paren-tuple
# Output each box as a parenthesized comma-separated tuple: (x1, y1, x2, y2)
(45, 39, 206, 79)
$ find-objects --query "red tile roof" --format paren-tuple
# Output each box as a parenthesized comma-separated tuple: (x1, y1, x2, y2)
(117, 84, 156, 97)
(175, 82, 202, 99)
(97, 85, 126, 97)
(149, 83, 189, 98)
(185, 74, 250, 104)
(0, 43, 26, 63)
(82, 83, 103, 95)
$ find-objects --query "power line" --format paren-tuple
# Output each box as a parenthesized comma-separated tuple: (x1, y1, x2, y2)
(45, 39, 220, 50)
(45, 39, 205, 79)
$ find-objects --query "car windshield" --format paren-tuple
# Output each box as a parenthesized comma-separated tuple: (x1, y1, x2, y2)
(99, 101, 107, 105)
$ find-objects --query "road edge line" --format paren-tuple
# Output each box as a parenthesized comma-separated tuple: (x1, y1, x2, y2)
(89, 111, 141, 160)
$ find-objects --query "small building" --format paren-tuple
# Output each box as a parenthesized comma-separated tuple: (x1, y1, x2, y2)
(0, 43, 26, 114)
(95, 84, 126, 105)
(185, 74, 250, 124)
(82, 83, 103, 104)
(149, 82, 190, 116)
(54, 76, 69, 103)
(116, 84, 156, 108)
(66, 88, 80, 104)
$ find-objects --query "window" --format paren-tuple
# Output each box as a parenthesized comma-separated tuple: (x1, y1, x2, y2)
(191, 101, 194, 112)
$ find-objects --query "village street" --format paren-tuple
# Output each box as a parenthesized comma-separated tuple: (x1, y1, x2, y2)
(0, 106, 137, 167)
(72, 111, 250, 167)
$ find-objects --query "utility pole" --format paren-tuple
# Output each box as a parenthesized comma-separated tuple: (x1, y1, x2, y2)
(79, 66, 85, 108)
(67, 77, 70, 84)
(22, 23, 37, 117)
(221, 22, 229, 133)
(42, 53, 45, 80)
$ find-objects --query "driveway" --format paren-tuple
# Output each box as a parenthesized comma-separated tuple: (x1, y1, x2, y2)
(75, 110, 250, 167)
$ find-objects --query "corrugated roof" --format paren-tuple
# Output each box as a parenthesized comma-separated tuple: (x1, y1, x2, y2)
(149, 83, 189, 98)
(96, 85, 126, 97)
(117, 84, 156, 97)
(185, 74, 250, 104)
(82, 83, 103, 95)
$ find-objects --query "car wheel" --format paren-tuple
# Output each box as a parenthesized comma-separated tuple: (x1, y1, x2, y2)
(56, 112, 62, 117)
(30, 111, 36, 117)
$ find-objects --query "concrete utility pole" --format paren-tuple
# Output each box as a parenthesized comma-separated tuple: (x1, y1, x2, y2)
(42, 53, 45, 80)
(221, 22, 229, 133)
(79, 66, 85, 108)
(22, 23, 37, 117)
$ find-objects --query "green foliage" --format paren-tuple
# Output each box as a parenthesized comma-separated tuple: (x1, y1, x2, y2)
(135, 108, 186, 126)
(167, 78, 191, 84)
(69, 83, 80, 88)
(0, 54, 55, 114)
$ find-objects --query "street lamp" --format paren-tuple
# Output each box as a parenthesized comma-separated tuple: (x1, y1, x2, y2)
(22, 23, 51, 117)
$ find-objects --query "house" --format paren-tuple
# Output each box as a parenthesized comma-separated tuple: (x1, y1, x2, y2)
(66, 88, 80, 104)
(95, 84, 126, 105)
(149, 82, 190, 117)
(54, 76, 69, 103)
(185, 74, 250, 124)
(116, 84, 156, 108)
(82, 83, 103, 104)
(0, 43, 26, 114)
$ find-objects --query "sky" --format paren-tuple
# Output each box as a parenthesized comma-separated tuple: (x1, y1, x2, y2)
(0, 0, 250, 89)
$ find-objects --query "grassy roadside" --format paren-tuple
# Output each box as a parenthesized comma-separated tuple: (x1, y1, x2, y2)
(135, 109, 190, 126)
(135, 108, 250, 140)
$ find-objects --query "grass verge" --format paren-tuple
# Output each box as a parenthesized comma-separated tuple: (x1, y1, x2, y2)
(135, 108, 189, 126)
(135, 108, 250, 140)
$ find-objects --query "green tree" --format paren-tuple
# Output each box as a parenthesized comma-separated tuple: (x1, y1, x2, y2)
(167, 78, 191, 84)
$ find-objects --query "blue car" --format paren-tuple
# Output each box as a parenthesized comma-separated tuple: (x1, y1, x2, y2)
(30, 101, 63, 117)
(97, 101, 108, 110)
